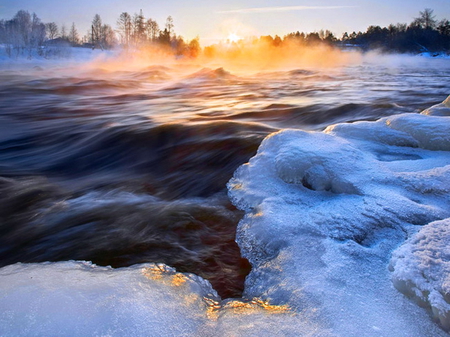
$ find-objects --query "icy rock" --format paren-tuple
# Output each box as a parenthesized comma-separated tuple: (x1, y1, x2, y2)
(390, 218, 450, 331)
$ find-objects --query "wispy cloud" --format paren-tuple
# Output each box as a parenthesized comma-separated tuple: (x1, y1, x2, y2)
(218, 6, 357, 14)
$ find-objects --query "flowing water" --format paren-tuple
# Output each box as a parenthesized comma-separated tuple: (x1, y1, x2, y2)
(0, 54, 449, 298)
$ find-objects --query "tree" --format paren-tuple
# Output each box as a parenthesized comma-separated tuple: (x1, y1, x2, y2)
(158, 28, 171, 45)
(91, 14, 102, 47)
(146, 18, 159, 42)
(438, 19, 450, 36)
(305, 32, 321, 45)
(165, 16, 174, 38)
(60, 24, 68, 40)
(101, 24, 117, 48)
(69, 22, 79, 46)
(117, 12, 132, 47)
(30, 12, 45, 55)
(133, 10, 146, 45)
(13, 10, 32, 52)
(45, 22, 58, 40)
(187, 37, 200, 57)
(413, 8, 437, 30)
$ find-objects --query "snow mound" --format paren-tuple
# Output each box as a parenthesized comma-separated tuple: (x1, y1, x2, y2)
(228, 97, 450, 335)
(390, 218, 450, 331)
(274, 131, 362, 194)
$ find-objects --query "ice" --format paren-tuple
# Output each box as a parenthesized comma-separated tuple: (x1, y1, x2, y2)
(1, 97, 450, 336)
(0, 262, 216, 336)
(422, 96, 450, 116)
(228, 95, 450, 335)
(390, 218, 450, 331)
(0, 261, 318, 336)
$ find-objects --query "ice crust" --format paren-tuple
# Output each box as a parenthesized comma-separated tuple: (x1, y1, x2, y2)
(0, 261, 317, 336)
(1, 96, 450, 336)
(227, 96, 450, 335)
(390, 218, 450, 331)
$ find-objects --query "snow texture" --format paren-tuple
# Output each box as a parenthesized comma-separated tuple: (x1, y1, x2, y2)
(1, 96, 450, 336)
(390, 218, 450, 331)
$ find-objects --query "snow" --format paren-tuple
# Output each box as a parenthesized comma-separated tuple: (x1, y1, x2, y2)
(228, 95, 450, 335)
(0, 262, 215, 336)
(0, 261, 318, 336)
(1, 96, 450, 336)
(422, 96, 450, 116)
(390, 218, 450, 331)
(0, 46, 117, 70)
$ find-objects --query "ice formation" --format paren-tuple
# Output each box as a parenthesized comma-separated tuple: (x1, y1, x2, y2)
(227, 95, 450, 335)
(390, 218, 450, 331)
(1, 96, 450, 336)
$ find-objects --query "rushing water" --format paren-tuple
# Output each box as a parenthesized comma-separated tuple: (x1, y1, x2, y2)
(0, 54, 449, 298)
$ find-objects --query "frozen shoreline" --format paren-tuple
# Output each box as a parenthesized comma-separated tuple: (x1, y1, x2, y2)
(1, 96, 450, 336)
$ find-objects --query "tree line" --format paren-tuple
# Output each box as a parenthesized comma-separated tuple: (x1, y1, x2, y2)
(0, 8, 448, 59)
(271, 9, 449, 54)
(341, 9, 450, 53)
(0, 9, 200, 58)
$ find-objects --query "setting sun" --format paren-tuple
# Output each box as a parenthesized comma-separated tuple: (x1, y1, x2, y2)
(227, 33, 242, 43)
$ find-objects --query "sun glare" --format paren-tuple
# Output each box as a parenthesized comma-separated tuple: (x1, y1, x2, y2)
(227, 33, 242, 43)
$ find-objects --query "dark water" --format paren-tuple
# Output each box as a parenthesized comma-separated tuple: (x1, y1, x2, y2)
(0, 56, 449, 298)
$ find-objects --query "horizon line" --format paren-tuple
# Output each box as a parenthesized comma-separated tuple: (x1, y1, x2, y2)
(217, 6, 358, 14)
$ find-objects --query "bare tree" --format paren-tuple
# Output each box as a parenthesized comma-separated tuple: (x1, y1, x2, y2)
(45, 22, 58, 40)
(117, 12, 132, 47)
(165, 16, 174, 37)
(146, 18, 159, 42)
(30, 13, 45, 55)
(101, 24, 117, 48)
(13, 10, 32, 53)
(133, 10, 146, 45)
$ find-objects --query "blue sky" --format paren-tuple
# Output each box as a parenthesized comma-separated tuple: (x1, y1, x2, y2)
(1, 0, 449, 43)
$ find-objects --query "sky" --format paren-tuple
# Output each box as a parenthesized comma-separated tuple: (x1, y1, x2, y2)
(1, 0, 450, 44)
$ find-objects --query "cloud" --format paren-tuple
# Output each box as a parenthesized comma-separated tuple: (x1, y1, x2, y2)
(218, 6, 357, 14)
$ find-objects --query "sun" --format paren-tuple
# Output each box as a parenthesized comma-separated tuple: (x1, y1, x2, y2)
(227, 33, 242, 43)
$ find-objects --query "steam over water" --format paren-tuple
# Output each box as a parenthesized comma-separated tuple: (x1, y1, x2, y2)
(0, 55, 449, 298)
